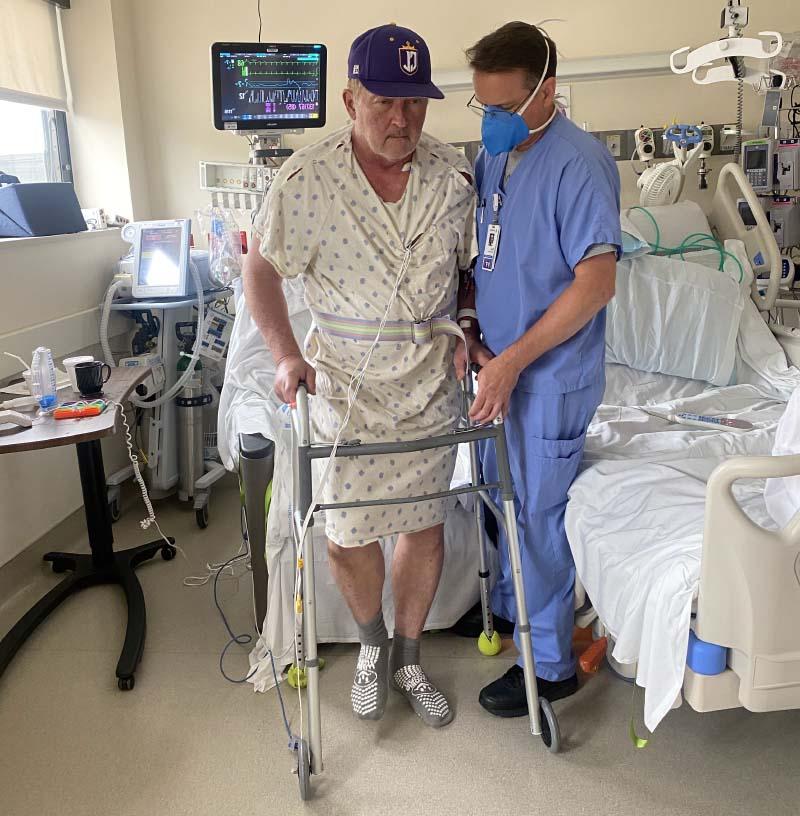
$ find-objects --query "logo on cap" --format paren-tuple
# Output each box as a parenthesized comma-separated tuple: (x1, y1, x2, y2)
(399, 41, 418, 76)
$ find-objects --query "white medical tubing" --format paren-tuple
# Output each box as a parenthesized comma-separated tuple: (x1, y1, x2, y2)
(100, 278, 124, 366)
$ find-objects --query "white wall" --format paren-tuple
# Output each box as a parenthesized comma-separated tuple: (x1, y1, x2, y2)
(0, 231, 129, 568)
(61, 0, 152, 220)
(124, 0, 800, 219)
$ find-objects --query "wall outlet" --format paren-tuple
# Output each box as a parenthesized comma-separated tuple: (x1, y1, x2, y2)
(606, 134, 621, 157)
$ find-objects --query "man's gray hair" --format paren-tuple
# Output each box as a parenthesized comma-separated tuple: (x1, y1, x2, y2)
(347, 78, 364, 97)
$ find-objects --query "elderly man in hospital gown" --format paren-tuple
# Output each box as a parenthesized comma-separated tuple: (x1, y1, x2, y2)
(461, 22, 622, 716)
(243, 24, 476, 727)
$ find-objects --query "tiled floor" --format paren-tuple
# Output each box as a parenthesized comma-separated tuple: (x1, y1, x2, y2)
(1, 474, 798, 816)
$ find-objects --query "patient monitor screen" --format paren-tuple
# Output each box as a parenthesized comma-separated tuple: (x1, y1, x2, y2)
(212, 43, 327, 130)
(138, 226, 183, 288)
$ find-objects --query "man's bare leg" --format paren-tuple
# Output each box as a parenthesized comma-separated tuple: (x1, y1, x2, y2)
(390, 524, 454, 727)
(392, 524, 445, 638)
(327, 539, 388, 720)
(327, 539, 384, 624)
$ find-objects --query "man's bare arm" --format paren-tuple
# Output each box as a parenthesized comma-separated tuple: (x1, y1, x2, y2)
(242, 241, 316, 403)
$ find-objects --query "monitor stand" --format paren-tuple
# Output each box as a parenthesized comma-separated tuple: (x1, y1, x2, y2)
(243, 130, 303, 165)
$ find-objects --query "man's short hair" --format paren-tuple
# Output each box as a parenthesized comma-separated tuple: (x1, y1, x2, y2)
(466, 22, 557, 89)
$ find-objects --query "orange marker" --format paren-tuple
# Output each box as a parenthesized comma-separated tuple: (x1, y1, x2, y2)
(54, 401, 107, 420)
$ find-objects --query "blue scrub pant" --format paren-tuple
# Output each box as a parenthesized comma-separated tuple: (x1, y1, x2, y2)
(480, 379, 604, 681)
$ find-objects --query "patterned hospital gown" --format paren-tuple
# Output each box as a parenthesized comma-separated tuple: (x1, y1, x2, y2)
(254, 125, 477, 546)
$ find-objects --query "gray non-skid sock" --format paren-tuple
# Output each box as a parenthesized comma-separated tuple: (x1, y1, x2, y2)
(351, 611, 389, 720)
(390, 634, 454, 728)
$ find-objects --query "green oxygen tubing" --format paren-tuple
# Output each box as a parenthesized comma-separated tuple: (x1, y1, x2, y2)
(629, 205, 744, 284)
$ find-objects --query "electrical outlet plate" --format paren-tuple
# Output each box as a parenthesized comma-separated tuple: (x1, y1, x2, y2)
(606, 134, 621, 157)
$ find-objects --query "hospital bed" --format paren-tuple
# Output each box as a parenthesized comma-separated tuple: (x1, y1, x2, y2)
(567, 163, 800, 732)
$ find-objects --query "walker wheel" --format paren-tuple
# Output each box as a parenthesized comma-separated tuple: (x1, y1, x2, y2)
(539, 698, 561, 753)
(477, 630, 503, 656)
(297, 738, 312, 800)
(287, 665, 308, 689)
(161, 544, 176, 561)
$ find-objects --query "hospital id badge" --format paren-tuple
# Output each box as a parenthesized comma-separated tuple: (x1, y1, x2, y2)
(482, 224, 501, 272)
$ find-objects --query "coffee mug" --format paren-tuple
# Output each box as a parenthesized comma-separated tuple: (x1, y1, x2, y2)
(63, 355, 94, 392)
(75, 361, 111, 396)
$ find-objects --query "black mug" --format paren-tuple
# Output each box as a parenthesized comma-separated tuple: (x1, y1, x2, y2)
(75, 361, 111, 396)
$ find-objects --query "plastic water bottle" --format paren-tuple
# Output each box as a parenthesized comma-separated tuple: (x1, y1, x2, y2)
(31, 347, 58, 413)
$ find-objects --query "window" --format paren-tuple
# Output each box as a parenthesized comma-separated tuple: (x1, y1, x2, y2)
(0, 99, 72, 184)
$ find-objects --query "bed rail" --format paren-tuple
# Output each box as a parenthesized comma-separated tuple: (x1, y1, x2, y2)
(697, 453, 800, 711)
(708, 162, 783, 313)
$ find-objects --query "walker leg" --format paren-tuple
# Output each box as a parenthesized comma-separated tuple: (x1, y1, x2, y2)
(303, 525, 323, 776)
(469, 438, 501, 656)
(493, 419, 543, 739)
(502, 497, 542, 737)
(292, 384, 323, 791)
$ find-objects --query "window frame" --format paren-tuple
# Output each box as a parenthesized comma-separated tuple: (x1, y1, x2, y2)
(0, 100, 73, 184)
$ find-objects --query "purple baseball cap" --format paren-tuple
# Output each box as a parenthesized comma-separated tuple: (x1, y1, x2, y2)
(348, 24, 444, 100)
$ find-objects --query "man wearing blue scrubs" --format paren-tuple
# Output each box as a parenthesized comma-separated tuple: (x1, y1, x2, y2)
(462, 22, 621, 715)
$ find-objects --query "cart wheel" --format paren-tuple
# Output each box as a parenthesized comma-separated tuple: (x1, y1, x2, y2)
(51, 560, 69, 574)
(477, 630, 502, 656)
(296, 738, 312, 800)
(161, 544, 177, 561)
(287, 665, 308, 689)
(195, 505, 209, 529)
(109, 499, 121, 523)
(539, 698, 561, 753)
(118, 675, 135, 691)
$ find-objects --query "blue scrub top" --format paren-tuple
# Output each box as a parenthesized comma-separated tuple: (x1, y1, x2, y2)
(474, 113, 622, 395)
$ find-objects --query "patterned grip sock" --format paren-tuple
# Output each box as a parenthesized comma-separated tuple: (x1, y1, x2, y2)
(390, 634, 454, 728)
(351, 611, 389, 720)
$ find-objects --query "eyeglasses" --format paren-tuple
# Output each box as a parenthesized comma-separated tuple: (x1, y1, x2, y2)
(466, 94, 527, 120)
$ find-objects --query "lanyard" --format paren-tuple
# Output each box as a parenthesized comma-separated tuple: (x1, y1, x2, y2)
(480, 191, 504, 224)
(481, 192, 503, 273)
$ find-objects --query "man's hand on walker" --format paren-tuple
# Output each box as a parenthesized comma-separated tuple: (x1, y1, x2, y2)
(275, 354, 316, 406)
(469, 351, 520, 423)
(453, 334, 495, 381)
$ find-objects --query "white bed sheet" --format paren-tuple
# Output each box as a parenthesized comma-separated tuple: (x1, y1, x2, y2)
(567, 373, 789, 732)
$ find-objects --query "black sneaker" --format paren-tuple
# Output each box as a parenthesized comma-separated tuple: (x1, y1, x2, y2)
(478, 665, 579, 718)
(450, 602, 515, 638)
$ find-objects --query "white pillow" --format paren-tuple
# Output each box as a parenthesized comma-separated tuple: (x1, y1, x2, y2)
(606, 253, 745, 385)
(623, 201, 713, 252)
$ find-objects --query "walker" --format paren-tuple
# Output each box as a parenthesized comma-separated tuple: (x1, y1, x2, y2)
(287, 375, 560, 800)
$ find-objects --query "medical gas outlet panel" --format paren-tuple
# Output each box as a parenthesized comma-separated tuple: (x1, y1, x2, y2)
(199, 160, 280, 207)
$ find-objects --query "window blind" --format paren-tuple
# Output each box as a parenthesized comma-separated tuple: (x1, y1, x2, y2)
(0, 0, 67, 109)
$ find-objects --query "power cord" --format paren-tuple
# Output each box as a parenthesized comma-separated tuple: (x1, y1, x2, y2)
(256, 0, 262, 42)
(211, 521, 293, 738)
(113, 401, 176, 551)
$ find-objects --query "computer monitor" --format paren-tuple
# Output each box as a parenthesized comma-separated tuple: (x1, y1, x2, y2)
(131, 219, 191, 299)
(211, 42, 327, 131)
